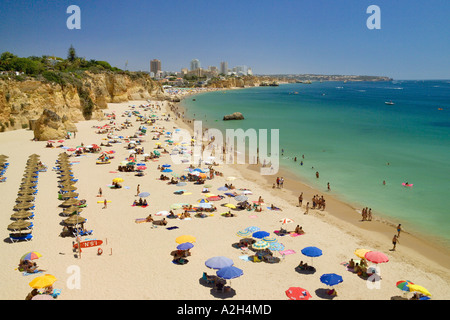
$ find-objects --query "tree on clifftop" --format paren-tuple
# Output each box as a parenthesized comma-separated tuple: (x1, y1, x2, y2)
(67, 45, 77, 62)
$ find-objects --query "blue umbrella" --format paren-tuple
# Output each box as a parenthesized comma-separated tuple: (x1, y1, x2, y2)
(162, 169, 173, 172)
(162, 164, 171, 168)
(216, 266, 243, 280)
(138, 192, 150, 198)
(224, 193, 235, 197)
(301, 246, 323, 257)
(177, 242, 194, 250)
(245, 226, 260, 233)
(218, 186, 229, 191)
(205, 256, 234, 270)
(320, 273, 343, 286)
(252, 231, 270, 239)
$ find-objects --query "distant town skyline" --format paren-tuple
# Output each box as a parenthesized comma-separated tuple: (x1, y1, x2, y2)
(0, 1, 449, 79)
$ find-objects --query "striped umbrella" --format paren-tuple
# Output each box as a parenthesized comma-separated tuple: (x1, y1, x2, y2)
(262, 236, 278, 243)
(236, 229, 252, 238)
(252, 240, 270, 250)
(269, 242, 285, 252)
(21, 251, 42, 261)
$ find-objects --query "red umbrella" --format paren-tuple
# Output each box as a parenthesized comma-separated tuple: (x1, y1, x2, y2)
(137, 166, 147, 170)
(58, 140, 65, 143)
(285, 287, 312, 300)
(207, 196, 222, 201)
(68, 148, 76, 152)
(365, 251, 389, 264)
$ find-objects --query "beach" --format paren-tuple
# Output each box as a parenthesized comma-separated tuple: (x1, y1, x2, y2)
(1, 98, 449, 301)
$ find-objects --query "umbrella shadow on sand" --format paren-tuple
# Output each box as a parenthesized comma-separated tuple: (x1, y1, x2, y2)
(294, 265, 317, 275)
(209, 287, 236, 299)
(315, 288, 337, 300)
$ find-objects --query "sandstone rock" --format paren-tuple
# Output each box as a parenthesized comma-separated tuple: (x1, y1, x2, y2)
(223, 112, 244, 121)
(33, 109, 77, 141)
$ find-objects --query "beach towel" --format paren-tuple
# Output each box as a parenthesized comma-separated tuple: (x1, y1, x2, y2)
(166, 226, 179, 230)
(248, 215, 258, 218)
(280, 249, 296, 256)
(273, 230, 287, 236)
(22, 270, 43, 276)
(135, 218, 148, 223)
(267, 207, 282, 211)
(289, 233, 303, 237)
(239, 255, 250, 262)
(109, 171, 118, 173)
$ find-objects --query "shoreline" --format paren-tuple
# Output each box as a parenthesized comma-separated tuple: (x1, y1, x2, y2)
(168, 90, 450, 278)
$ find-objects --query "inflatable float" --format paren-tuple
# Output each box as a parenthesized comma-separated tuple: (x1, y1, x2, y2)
(402, 183, 413, 187)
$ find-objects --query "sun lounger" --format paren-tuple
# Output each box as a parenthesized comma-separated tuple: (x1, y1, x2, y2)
(202, 272, 216, 284)
(10, 233, 33, 243)
(73, 229, 93, 237)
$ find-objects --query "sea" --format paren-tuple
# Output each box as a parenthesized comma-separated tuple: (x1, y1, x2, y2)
(179, 80, 450, 247)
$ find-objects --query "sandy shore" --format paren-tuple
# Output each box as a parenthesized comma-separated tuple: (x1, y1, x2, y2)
(1, 98, 449, 300)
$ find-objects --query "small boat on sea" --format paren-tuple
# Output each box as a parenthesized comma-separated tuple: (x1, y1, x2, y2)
(385, 101, 395, 105)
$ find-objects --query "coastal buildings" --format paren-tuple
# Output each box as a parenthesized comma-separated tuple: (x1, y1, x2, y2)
(150, 59, 161, 76)
(220, 61, 228, 75)
(190, 59, 200, 71)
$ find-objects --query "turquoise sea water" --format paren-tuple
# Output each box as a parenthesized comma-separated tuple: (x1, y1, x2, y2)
(180, 81, 450, 246)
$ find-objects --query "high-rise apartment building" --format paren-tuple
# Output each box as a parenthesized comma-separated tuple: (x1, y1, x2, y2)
(220, 61, 228, 75)
(150, 59, 161, 75)
(190, 59, 200, 71)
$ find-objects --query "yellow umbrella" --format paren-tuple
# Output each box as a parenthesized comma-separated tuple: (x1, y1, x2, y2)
(225, 203, 236, 209)
(155, 142, 161, 145)
(354, 249, 371, 259)
(175, 235, 196, 244)
(113, 178, 124, 183)
(408, 284, 431, 296)
(29, 274, 57, 289)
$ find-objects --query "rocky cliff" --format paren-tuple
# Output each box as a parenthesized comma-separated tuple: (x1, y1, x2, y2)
(0, 71, 163, 137)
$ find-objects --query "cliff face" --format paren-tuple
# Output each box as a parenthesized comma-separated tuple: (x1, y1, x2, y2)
(0, 72, 163, 135)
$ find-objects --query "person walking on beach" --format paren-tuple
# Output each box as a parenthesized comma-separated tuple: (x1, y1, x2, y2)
(276, 177, 280, 188)
(327, 182, 330, 191)
(103, 198, 107, 209)
(397, 224, 402, 237)
(392, 235, 399, 251)
(280, 177, 284, 188)
(136, 184, 140, 196)
(298, 192, 303, 207)
(98, 187, 102, 197)
(305, 202, 309, 215)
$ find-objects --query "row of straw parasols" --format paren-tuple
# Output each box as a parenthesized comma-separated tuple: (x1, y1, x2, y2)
(8, 154, 42, 237)
(56, 153, 87, 228)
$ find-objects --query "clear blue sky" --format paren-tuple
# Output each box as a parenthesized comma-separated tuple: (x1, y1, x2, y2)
(0, 0, 449, 79)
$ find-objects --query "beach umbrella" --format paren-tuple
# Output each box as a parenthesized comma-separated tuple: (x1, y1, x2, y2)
(60, 192, 79, 198)
(224, 193, 235, 197)
(14, 202, 34, 210)
(236, 229, 252, 238)
(216, 266, 243, 280)
(280, 218, 294, 225)
(224, 203, 236, 209)
(207, 196, 222, 201)
(61, 185, 77, 192)
(197, 199, 209, 203)
(137, 166, 147, 170)
(234, 195, 248, 202)
(365, 251, 389, 264)
(113, 177, 124, 183)
(162, 169, 173, 172)
(175, 235, 196, 244)
(320, 273, 343, 287)
(262, 236, 278, 243)
(64, 215, 86, 225)
(246, 226, 260, 233)
(16, 195, 35, 202)
(177, 242, 194, 251)
(252, 231, 270, 239)
(354, 249, 371, 259)
(198, 203, 212, 209)
(138, 192, 150, 198)
(205, 256, 234, 270)
(62, 198, 79, 207)
(301, 246, 323, 258)
(218, 186, 229, 191)
(285, 287, 312, 300)
(408, 284, 431, 296)
(176, 182, 186, 186)
(162, 164, 171, 168)
(252, 240, 270, 250)
(8, 220, 32, 232)
(63, 206, 82, 216)
(29, 274, 57, 289)
(269, 242, 285, 252)
(11, 210, 34, 220)
(396, 280, 415, 292)
(20, 251, 42, 261)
